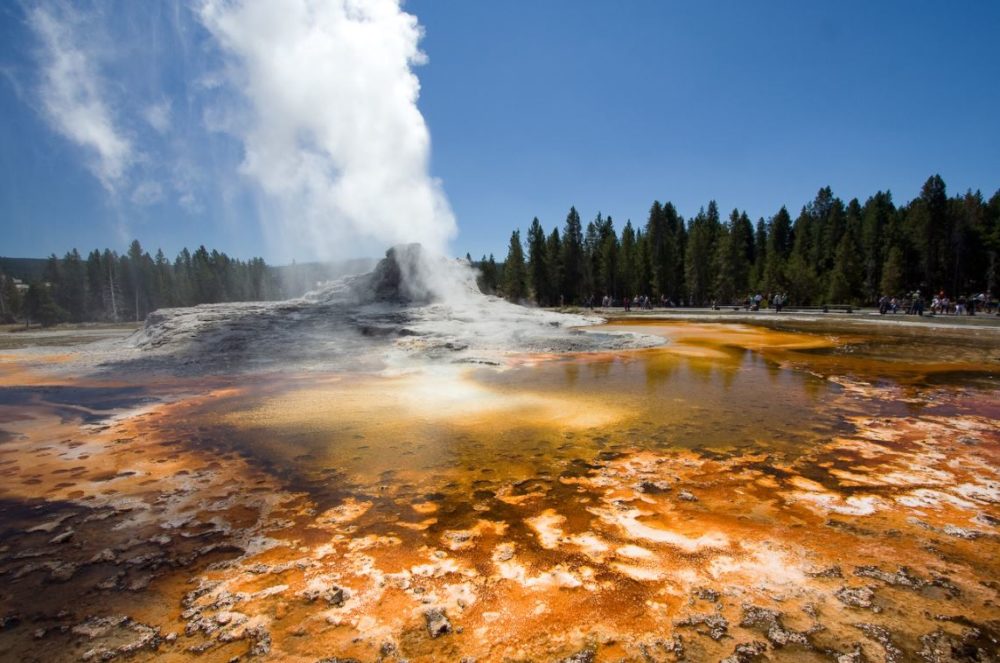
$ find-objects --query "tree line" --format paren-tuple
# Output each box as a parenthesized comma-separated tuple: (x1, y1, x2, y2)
(1, 240, 279, 326)
(476, 175, 1000, 308)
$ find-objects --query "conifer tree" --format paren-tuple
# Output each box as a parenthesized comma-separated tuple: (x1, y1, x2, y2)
(0, 274, 22, 321)
(763, 206, 792, 294)
(526, 218, 549, 305)
(545, 228, 563, 306)
(684, 203, 720, 305)
(596, 215, 619, 299)
(24, 282, 64, 326)
(619, 221, 637, 300)
(714, 209, 751, 304)
(860, 191, 894, 301)
(561, 207, 584, 304)
(751, 218, 767, 290)
(502, 230, 527, 302)
(827, 201, 863, 303)
(880, 247, 905, 296)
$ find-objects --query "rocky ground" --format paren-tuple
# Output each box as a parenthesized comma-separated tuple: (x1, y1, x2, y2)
(1, 378, 998, 662)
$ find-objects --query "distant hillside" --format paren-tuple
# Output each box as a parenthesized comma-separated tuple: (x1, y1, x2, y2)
(0, 257, 47, 282)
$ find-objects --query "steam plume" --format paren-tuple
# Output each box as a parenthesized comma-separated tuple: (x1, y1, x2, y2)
(199, 0, 457, 262)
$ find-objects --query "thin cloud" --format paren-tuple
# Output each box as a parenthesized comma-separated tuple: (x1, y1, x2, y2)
(28, 5, 132, 192)
(131, 180, 165, 205)
(143, 100, 172, 134)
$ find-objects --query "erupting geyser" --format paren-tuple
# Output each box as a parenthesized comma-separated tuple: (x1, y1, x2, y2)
(199, 0, 458, 263)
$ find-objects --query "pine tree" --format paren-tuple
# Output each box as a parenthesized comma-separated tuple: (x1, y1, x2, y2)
(784, 253, 819, 305)
(526, 218, 549, 305)
(684, 202, 720, 305)
(102, 249, 122, 321)
(912, 174, 949, 291)
(174, 248, 193, 306)
(751, 218, 767, 290)
(650, 202, 683, 300)
(85, 250, 105, 319)
(24, 282, 65, 327)
(60, 249, 86, 321)
(880, 247, 905, 296)
(619, 221, 637, 300)
(645, 201, 666, 296)
(787, 208, 820, 303)
(475, 255, 490, 293)
(714, 209, 751, 305)
(502, 230, 528, 302)
(582, 217, 600, 299)
(950, 190, 986, 295)
(126, 240, 149, 321)
(596, 216, 619, 299)
(0, 274, 22, 322)
(763, 206, 792, 294)
(860, 191, 894, 302)
(545, 229, 563, 306)
(154, 249, 174, 308)
(636, 230, 653, 298)
(561, 207, 584, 305)
(827, 205, 862, 304)
(985, 190, 1000, 298)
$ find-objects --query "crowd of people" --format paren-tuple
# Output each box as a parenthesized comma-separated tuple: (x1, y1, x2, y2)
(879, 292, 997, 316)
(590, 290, 999, 316)
(596, 292, 790, 312)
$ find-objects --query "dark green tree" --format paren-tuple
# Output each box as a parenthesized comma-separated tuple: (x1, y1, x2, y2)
(684, 202, 721, 305)
(0, 274, 22, 322)
(880, 246, 906, 296)
(24, 282, 65, 327)
(560, 206, 584, 304)
(635, 230, 653, 298)
(911, 174, 949, 291)
(714, 209, 752, 304)
(546, 228, 563, 306)
(619, 221, 638, 300)
(763, 206, 792, 294)
(596, 216, 619, 299)
(751, 218, 767, 290)
(526, 218, 549, 305)
(860, 191, 894, 300)
(502, 230, 528, 302)
(826, 200, 863, 303)
(57, 249, 87, 321)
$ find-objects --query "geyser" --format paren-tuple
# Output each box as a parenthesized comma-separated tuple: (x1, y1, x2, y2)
(360, 244, 479, 304)
(199, 0, 457, 262)
(113, 245, 663, 377)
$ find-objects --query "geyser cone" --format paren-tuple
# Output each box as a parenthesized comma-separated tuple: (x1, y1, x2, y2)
(359, 243, 477, 305)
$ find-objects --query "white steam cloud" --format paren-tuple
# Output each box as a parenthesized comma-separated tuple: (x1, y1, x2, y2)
(29, 6, 132, 192)
(198, 0, 458, 260)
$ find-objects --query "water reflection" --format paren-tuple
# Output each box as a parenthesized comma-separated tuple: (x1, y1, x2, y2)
(172, 321, 999, 499)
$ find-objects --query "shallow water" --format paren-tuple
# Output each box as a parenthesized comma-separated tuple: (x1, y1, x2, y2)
(0, 321, 998, 662)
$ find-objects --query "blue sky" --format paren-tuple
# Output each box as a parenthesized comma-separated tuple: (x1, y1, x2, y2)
(2, 1, 999, 264)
